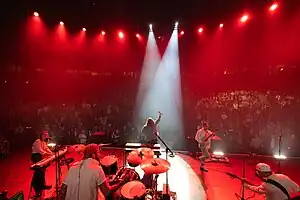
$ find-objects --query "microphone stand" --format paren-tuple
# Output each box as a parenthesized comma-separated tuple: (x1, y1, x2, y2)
(154, 133, 174, 200)
(277, 133, 282, 173)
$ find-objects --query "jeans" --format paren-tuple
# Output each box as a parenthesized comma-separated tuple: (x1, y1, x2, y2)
(31, 153, 46, 194)
(199, 146, 210, 166)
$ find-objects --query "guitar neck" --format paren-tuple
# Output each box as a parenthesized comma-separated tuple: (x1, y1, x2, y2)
(226, 172, 254, 185)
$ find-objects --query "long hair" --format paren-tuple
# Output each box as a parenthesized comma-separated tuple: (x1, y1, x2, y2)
(146, 117, 155, 128)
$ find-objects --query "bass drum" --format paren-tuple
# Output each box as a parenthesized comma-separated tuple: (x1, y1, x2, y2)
(100, 155, 118, 175)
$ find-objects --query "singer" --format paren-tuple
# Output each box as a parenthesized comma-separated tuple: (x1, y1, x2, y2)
(141, 112, 162, 145)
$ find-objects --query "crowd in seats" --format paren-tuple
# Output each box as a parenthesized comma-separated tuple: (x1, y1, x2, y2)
(194, 90, 300, 155)
(1, 74, 300, 156)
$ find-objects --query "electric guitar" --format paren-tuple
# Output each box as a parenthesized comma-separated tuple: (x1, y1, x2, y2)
(226, 172, 300, 199)
(198, 132, 216, 148)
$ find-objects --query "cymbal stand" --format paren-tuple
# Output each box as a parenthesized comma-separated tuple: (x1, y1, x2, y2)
(152, 174, 159, 199)
(154, 134, 175, 200)
(277, 134, 282, 173)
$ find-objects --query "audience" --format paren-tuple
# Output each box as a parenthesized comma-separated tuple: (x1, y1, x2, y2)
(1, 76, 300, 156)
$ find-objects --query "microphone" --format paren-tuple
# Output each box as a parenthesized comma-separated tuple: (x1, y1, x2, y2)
(158, 111, 163, 115)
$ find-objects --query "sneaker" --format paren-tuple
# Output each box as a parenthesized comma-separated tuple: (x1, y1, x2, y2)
(200, 166, 208, 172)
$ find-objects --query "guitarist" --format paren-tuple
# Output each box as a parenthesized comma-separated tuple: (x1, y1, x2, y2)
(243, 163, 300, 200)
(195, 121, 215, 172)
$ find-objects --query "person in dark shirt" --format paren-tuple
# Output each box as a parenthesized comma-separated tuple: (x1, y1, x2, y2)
(141, 112, 162, 144)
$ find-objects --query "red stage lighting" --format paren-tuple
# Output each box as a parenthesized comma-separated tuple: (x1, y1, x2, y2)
(136, 33, 140, 38)
(82, 28, 86, 32)
(101, 31, 105, 35)
(240, 15, 249, 23)
(198, 28, 203, 33)
(269, 3, 278, 12)
(219, 23, 224, 28)
(33, 12, 39, 17)
(180, 31, 184, 35)
(119, 32, 124, 39)
(60, 21, 64, 26)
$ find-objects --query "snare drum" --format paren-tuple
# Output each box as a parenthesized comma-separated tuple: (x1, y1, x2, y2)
(100, 155, 118, 175)
(120, 181, 146, 200)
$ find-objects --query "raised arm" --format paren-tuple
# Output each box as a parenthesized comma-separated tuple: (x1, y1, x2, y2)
(155, 112, 162, 125)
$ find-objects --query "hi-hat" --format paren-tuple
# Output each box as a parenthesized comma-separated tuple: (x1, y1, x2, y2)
(140, 158, 170, 174)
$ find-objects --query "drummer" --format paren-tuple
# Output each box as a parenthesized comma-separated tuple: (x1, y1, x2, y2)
(60, 144, 128, 200)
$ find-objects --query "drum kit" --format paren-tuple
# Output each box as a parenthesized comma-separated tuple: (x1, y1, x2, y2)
(102, 148, 171, 200)
(70, 144, 173, 200)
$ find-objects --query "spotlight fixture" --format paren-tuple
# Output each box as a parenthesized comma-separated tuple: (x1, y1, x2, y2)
(269, 3, 278, 12)
(118, 31, 124, 38)
(82, 28, 86, 31)
(240, 15, 249, 23)
(60, 21, 64, 26)
(33, 12, 39, 17)
(219, 23, 224, 28)
(149, 24, 153, 32)
(101, 31, 105, 35)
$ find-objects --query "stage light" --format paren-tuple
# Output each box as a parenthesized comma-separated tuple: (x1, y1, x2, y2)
(60, 21, 64, 26)
(180, 31, 184, 35)
(269, 3, 278, 12)
(4, 81, 7, 83)
(101, 31, 105, 35)
(119, 31, 124, 38)
(219, 23, 224, 28)
(174, 21, 179, 29)
(26, 81, 29, 84)
(198, 28, 203, 33)
(33, 12, 39, 17)
(149, 24, 153, 30)
(240, 15, 249, 23)
(82, 28, 86, 32)
(274, 154, 286, 160)
(213, 151, 224, 156)
(136, 33, 140, 38)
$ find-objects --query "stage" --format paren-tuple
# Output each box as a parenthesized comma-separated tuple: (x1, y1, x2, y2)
(0, 147, 299, 200)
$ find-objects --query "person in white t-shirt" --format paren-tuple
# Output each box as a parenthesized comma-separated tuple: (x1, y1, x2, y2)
(31, 131, 53, 196)
(195, 122, 215, 172)
(60, 144, 127, 200)
(244, 163, 300, 200)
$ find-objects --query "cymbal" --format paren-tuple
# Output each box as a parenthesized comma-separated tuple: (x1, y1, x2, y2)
(140, 158, 170, 174)
(134, 148, 154, 158)
(99, 143, 112, 147)
(127, 151, 142, 167)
